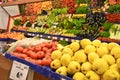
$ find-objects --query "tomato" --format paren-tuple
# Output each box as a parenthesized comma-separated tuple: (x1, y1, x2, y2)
(45, 42, 52, 48)
(30, 52, 37, 59)
(36, 51, 45, 59)
(19, 54, 28, 59)
(22, 48, 28, 54)
(28, 46, 35, 51)
(45, 49, 52, 54)
(35, 59, 42, 66)
(25, 57, 31, 62)
(29, 58, 36, 64)
(15, 46, 24, 52)
(52, 46, 57, 51)
(35, 46, 41, 52)
(41, 56, 52, 66)
(42, 47, 48, 52)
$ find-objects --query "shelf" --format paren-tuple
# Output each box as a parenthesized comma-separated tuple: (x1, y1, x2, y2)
(0, 0, 49, 6)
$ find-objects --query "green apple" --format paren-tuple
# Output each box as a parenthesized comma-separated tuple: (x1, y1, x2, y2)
(62, 47, 73, 56)
(51, 50, 62, 60)
(73, 72, 85, 80)
(103, 69, 120, 80)
(67, 61, 80, 75)
(50, 59, 61, 69)
(69, 41, 80, 52)
(81, 62, 92, 74)
(85, 70, 100, 80)
(80, 39, 92, 49)
(84, 45, 96, 54)
(55, 66, 67, 76)
(92, 39, 101, 48)
(60, 54, 71, 66)
(110, 47, 120, 59)
(92, 58, 109, 74)
(96, 46, 109, 57)
(88, 52, 99, 63)
(73, 50, 87, 64)
(102, 54, 115, 65)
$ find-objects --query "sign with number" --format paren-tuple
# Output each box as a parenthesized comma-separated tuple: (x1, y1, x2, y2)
(10, 60, 29, 80)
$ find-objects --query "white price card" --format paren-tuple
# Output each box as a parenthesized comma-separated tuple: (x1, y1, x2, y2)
(10, 61, 29, 80)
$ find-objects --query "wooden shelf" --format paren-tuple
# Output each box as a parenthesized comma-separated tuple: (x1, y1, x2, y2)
(0, 0, 49, 6)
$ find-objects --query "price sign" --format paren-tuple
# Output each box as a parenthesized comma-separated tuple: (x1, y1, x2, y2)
(10, 61, 29, 80)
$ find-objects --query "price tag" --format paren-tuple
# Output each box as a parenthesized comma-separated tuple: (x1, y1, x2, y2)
(10, 61, 29, 80)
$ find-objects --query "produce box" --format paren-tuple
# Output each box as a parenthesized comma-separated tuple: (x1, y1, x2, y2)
(5, 53, 73, 80)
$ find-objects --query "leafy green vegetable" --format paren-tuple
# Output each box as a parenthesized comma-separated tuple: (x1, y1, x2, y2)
(14, 19, 21, 26)
(103, 21, 113, 31)
(99, 31, 110, 37)
(76, 0, 91, 4)
(76, 6, 90, 14)
(58, 40, 69, 46)
(46, 14, 56, 27)
(108, 4, 120, 13)
(72, 18, 86, 29)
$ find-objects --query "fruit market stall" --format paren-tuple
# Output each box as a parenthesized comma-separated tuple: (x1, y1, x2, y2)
(0, 0, 120, 80)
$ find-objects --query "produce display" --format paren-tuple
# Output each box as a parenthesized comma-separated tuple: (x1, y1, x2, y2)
(50, 39, 120, 80)
(1, 0, 120, 80)
(0, 32, 25, 40)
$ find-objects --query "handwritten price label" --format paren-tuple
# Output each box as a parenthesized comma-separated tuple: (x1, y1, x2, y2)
(10, 61, 29, 80)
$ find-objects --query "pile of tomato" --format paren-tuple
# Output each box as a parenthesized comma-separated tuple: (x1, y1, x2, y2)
(10, 41, 58, 66)
(106, 14, 120, 23)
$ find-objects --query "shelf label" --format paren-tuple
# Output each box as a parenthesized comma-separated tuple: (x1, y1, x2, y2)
(10, 60, 29, 80)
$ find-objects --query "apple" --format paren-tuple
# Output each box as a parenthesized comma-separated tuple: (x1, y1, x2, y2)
(103, 69, 120, 80)
(81, 62, 92, 74)
(88, 52, 99, 63)
(73, 72, 85, 80)
(60, 54, 71, 66)
(92, 58, 109, 74)
(55, 66, 67, 76)
(73, 50, 87, 64)
(67, 61, 80, 75)
(62, 47, 73, 56)
(102, 55, 115, 66)
(51, 50, 62, 60)
(85, 70, 100, 80)
(50, 59, 61, 69)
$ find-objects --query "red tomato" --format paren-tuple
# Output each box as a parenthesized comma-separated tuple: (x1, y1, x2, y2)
(45, 42, 52, 48)
(36, 51, 45, 59)
(15, 46, 24, 52)
(28, 46, 35, 51)
(45, 49, 52, 54)
(29, 52, 37, 59)
(29, 59, 36, 64)
(19, 54, 28, 59)
(41, 56, 52, 66)
(42, 47, 48, 52)
(35, 46, 41, 52)
(52, 46, 58, 51)
(35, 59, 42, 66)
(22, 48, 28, 54)
(25, 57, 31, 62)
